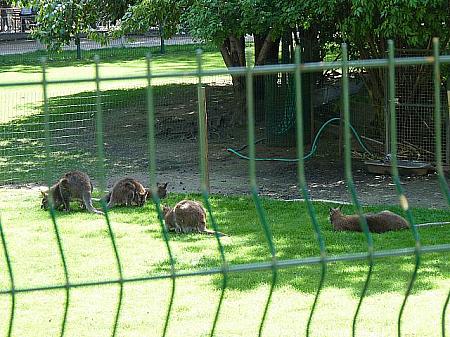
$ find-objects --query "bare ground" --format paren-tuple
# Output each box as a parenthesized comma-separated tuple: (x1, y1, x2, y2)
(102, 133, 450, 209)
(2, 83, 448, 209)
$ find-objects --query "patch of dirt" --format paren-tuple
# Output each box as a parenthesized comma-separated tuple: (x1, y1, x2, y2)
(95, 84, 450, 209)
(3, 83, 448, 210)
(102, 131, 449, 209)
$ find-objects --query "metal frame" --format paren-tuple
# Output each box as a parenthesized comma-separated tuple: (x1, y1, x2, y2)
(0, 39, 449, 337)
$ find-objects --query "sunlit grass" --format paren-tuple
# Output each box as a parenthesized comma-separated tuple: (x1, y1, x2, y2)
(0, 188, 448, 336)
(0, 49, 227, 123)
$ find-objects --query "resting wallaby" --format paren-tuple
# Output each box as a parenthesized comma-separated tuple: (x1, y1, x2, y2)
(41, 171, 103, 214)
(162, 200, 227, 237)
(329, 207, 409, 233)
(105, 178, 167, 208)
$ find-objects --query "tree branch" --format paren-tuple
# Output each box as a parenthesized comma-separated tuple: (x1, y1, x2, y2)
(255, 31, 275, 65)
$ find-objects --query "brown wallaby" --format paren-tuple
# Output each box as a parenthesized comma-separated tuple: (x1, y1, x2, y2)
(105, 178, 168, 209)
(162, 200, 227, 237)
(41, 171, 103, 214)
(146, 182, 168, 201)
(329, 207, 409, 233)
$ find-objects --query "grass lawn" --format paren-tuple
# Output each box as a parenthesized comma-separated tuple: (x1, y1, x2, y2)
(0, 47, 227, 124)
(0, 48, 228, 184)
(0, 188, 448, 336)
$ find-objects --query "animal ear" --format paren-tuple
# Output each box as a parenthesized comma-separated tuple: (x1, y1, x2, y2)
(163, 182, 168, 189)
(338, 204, 343, 210)
(40, 190, 48, 197)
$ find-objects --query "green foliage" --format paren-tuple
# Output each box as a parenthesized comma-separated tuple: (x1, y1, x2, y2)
(113, 0, 183, 38)
(17, 0, 450, 57)
(183, 0, 302, 44)
(316, 0, 449, 54)
(21, 0, 133, 50)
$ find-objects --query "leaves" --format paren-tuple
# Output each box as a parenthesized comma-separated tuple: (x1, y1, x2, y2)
(19, 0, 450, 56)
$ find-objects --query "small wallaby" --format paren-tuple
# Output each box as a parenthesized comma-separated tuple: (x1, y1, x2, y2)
(329, 207, 409, 233)
(41, 171, 103, 214)
(105, 178, 168, 209)
(162, 200, 227, 237)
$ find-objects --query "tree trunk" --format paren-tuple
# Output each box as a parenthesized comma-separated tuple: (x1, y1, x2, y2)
(254, 33, 280, 124)
(75, 34, 81, 60)
(219, 36, 246, 125)
(254, 34, 266, 122)
(358, 43, 387, 136)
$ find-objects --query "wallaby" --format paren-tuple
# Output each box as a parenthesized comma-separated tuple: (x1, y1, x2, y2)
(329, 207, 409, 233)
(41, 171, 103, 214)
(105, 178, 168, 209)
(162, 200, 227, 237)
(146, 182, 168, 201)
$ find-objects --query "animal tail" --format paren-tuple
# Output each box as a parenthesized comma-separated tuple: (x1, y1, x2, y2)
(91, 191, 111, 203)
(82, 193, 104, 215)
(414, 221, 450, 227)
(202, 229, 228, 237)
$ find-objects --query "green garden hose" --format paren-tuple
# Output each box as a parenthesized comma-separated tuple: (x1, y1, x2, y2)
(226, 117, 373, 162)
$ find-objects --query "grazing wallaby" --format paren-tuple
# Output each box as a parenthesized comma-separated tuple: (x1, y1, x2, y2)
(41, 171, 103, 214)
(105, 178, 168, 208)
(162, 200, 227, 237)
(146, 182, 168, 201)
(329, 207, 409, 233)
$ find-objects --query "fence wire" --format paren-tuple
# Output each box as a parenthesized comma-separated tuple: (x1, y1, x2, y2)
(0, 39, 449, 337)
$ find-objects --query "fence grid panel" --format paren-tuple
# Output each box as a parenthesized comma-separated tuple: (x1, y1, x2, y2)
(0, 38, 449, 337)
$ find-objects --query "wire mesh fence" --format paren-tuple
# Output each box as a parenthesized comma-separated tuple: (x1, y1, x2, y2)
(0, 39, 449, 337)
(0, 32, 213, 65)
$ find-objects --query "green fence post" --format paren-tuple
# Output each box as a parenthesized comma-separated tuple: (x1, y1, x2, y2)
(294, 46, 327, 337)
(385, 40, 421, 337)
(0, 216, 15, 337)
(196, 49, 229, 336)
(341, 43, 375, 337)
(94, 55, 124, 337)
(431, 38, 450, 337)
(432, 38, 450, 204)
(42, 57, 71, 337)
(245, 50, 278, 337)
(145, 53, 177, 337)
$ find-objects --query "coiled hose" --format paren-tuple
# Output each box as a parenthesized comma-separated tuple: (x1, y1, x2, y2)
(226, 117, 373, 162)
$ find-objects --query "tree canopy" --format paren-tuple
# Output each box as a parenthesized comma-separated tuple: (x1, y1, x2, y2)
(15, 0, 450, 58)
(13, 0, 450, 126)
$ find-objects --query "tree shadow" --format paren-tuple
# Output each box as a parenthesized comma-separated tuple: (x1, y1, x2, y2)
(0, 44, 218, 73)
(144, 196, 450, 297)
(0, 83, 234, 185)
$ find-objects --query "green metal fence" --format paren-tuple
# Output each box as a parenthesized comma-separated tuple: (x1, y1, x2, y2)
(0, 38, 449, 336)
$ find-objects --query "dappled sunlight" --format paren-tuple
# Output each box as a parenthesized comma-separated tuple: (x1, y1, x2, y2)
(0, 188, 448, 336)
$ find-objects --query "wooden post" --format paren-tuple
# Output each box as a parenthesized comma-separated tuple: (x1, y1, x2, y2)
(339, 99, 343, 158)
(310, 78, 315, 146)
(446, 81, 450, 166)
(200, 86, 210, 193)
(384, 71, 391, 158)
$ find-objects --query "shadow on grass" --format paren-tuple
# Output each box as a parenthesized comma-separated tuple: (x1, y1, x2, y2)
(0, 83, 218, 184)
(0, 44, 219, 72)
(144, 195, 450, 297)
